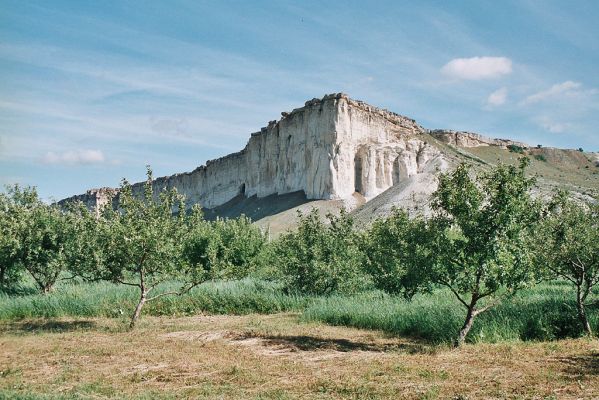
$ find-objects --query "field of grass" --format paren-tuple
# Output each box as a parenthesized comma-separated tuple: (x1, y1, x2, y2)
(1, 279, 598, 398)
(1, 314, 598, 399)
(1, 279, 597, 346)
(0, 279, 309, 320)
(303, 282, 599, 344)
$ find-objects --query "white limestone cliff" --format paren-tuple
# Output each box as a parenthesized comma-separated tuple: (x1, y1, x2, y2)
(60, 93, 443, 211)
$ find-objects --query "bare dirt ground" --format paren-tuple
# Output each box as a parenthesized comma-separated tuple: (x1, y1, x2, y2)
(0, 313, 597, 399)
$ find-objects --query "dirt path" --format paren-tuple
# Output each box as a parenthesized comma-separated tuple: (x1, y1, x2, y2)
(1, 313, 597, 399)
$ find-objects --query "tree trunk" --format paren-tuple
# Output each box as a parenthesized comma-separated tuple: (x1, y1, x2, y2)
(456, 304, 477, 347)
(42, 284, 53, 294)
(576, 285, 593, 336)
(129, 290, 147, 329)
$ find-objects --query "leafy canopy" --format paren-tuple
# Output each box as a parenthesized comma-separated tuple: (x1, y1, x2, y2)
(273, 209, 369, 295)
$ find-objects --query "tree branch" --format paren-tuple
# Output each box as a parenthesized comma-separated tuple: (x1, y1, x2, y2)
(439, 280, 469, 309)
(116, 278, 141, 288)
(146, 281, 203, 302)
(585, 299, 599, 308)
(545, 264, 577, 284)
(59, 274, 79, 282)
(148, 278, 167, 292)
(473, 290, 513, 316)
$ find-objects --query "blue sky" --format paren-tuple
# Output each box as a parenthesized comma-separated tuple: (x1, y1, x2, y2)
(1, 0, 598, 201)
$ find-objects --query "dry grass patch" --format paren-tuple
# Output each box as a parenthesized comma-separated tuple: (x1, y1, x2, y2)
(1, 313, 598, 399)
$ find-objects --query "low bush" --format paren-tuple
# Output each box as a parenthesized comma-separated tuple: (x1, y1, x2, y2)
(507, 144, 525, 154)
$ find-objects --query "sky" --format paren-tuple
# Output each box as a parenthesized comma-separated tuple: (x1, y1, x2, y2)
(1, 0, 598, 201)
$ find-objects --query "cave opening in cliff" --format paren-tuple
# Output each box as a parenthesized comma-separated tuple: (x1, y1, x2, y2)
(239, 183, 246, 196)
(354, 155, 363, 194)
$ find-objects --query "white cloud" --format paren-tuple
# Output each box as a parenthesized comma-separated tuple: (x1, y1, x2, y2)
(536, 116, 573, 134)
(42, 149, 105, 165)
(441, 57, 512, 80)
(522, 81, 582, 104)
(486, 87, 508, 106)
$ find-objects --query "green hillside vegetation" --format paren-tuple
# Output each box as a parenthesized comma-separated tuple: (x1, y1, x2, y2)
(466, 145, 599, 193)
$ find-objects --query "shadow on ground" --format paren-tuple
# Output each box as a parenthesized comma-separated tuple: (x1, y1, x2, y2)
(0, 320, 97, 334)
(233, 332, 436, 355)
(203, 190, 311, 222)
(558, 352, 599, 377)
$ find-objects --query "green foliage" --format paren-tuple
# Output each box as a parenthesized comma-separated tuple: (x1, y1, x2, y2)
(93, 171, 189, 284)
(507, 144, 525, 154)
(272, 209, 369, 295)
(363, 208, 431, 299)
(183, 212, 266, 281)
(536, 193, 599, 335)
(85, 166, 205, 327)
(426, 159, 542, 345)
(0, 186, 28, 288)
(534, 154, 547, 162)
(0, 185, 74, 293)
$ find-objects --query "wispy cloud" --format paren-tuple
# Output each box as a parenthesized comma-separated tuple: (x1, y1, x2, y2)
(42, 149, 105, 165)
(522, 81, 583, 104)
(441, 57, 512, 80)
(486, 87, 508, 106)
(536, 116, 573, 134)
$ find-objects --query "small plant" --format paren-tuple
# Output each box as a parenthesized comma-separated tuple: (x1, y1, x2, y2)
(534, 154, 547, 162)
(507, 144, 525, 154)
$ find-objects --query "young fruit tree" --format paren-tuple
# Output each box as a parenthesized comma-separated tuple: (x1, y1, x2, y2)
(0, 186, 38, 289)
(428, 159, 542, 346)
(273, 208, 368, 295)
(1, 185, 73, 293)
(363, 208, 432, 299)
(89, 166, 206, 328)
(539, 193, 598, 336)
(182, 214, 265, 281)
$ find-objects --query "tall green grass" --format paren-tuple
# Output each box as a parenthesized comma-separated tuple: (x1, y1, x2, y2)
(302, 281, 598, 344)
(1, 279, 596, 344)
(0, 278, 310, 320)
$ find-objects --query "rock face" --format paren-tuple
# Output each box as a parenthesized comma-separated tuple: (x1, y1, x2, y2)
(60, 93, 444, 211)
(58, 188, 118, 215)
(429, 129, 528, 149)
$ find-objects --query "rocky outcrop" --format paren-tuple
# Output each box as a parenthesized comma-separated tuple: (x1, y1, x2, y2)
(60, 93, 443, 211)
(429, 129, 528, 149)
(58, 188, 118, 215)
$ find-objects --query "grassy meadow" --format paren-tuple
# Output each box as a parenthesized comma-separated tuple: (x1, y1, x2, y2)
(1, 279, 598, 399)
(1, 313, 598, 399)
(1, 278, 597, 345)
